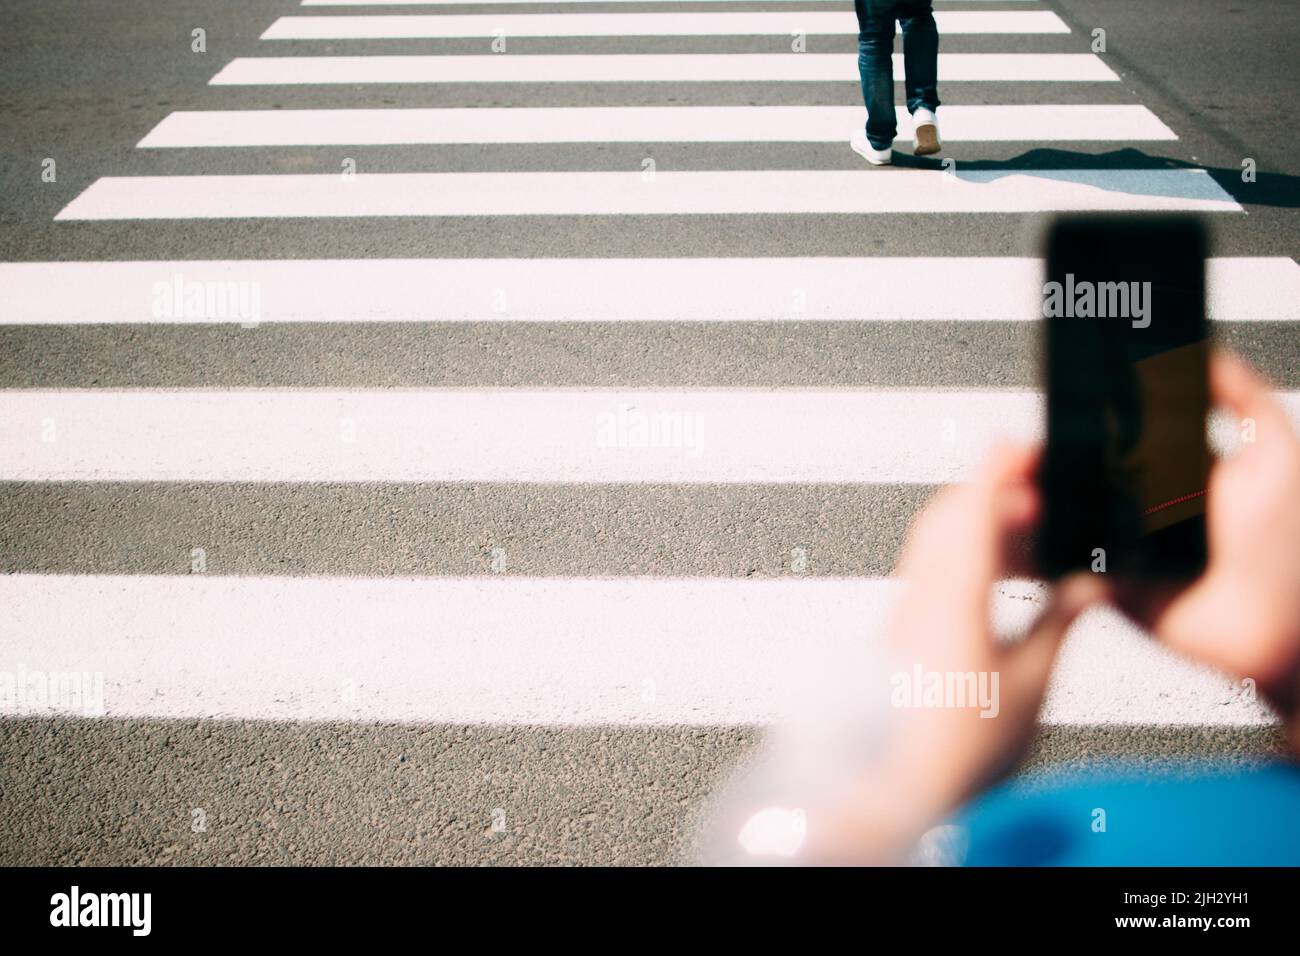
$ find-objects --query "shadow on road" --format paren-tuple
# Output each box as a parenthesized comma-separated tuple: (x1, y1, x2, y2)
(892, 147, 1300, 209)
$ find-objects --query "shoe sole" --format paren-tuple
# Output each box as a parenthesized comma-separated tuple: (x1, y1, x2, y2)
(913, 123, 941, 156)
(850, 141, 892, 166)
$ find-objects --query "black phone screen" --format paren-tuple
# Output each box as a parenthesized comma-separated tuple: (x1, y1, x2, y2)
(1038, 215, 1210, 581)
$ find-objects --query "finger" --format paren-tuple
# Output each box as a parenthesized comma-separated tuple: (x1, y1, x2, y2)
(980, 440, 1040, 489)
(1104, 575, 1181, 634)
(896, 443, 1041, 609)
(1211, 350, 1294, 443)
(1006, 573, 1106, 697)
(1148, 576, 1268, 680)
(999, 442, 1042, 487)
(1000, 481, 1040, 530)
(896, 443, 1026, 577)
(973, 443, 1045, 577)
(1001, 491, 1043, 578)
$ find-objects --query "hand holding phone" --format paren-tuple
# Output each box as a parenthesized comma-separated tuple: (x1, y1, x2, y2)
(1038, 215, 1300, 747)
(1037, 214, 1210, 584)
(1120, 352, 1300, 725)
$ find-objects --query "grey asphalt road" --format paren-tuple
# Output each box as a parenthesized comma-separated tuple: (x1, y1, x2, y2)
(1, 0, 1297, 866)
(0, 721, 1281, 866)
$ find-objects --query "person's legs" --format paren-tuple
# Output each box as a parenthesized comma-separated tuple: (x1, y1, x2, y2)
(897, 0, 940, 116)
(854, 0, 899, 150)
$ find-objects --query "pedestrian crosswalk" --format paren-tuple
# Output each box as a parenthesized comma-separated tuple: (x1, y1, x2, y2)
(137, 105, 1177, 147)
(259, 11, 1070, 39)
(302, 0, 1043, 5)
(2, 0, 1292, 863)
(54, 168, 1241, 220)
(4, 388, 1295, 483)
(0, 575, 1272, 727)
(210, 53, 1120, 84)
(6, 257, 1296, 323)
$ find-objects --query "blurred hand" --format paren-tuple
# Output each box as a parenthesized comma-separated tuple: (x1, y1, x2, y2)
(881, 445, 1104, 810)
(801, 445, 1103, 863)
(798, 351, 1300, 864)
(1112, 351, 1300, 745)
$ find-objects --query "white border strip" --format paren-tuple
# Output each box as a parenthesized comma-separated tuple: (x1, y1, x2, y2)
(210, 53, 1119, 85)
(261, 11, 1070, 39)
(53, 169, 1241, 221)
(2, 389, 1296, 483)
(0, 574, 1270, 726)
(3, 258, 1294, 325)
(302, 0, 1041, 5)
(138, 105, 1177, 148)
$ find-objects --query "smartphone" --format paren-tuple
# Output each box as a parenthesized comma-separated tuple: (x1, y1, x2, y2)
(1037, 214, 1210, 582)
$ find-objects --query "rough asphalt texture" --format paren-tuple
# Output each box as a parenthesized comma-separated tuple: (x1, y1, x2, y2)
(0, 0, 1296, 864)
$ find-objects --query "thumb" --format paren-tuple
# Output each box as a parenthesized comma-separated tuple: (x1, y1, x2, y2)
(1007, 574, 1106, 697)
(1211, 350, 1292, 443)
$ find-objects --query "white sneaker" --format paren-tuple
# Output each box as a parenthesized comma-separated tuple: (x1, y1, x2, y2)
(912, 108, 940, 156)
(850, 132, 892, 166)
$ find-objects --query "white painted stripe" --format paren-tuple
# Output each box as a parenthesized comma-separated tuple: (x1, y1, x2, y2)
(138, 105, 1177, 148)
(3, 390, 1296, 483)
(0, 574, 1271, 726)
(211, 53, 1118, 85)
(4, 258, 1295, 325)
(0, 389, 1041, 483)
(261, 11, 1069, 39)
(53, 169, 1241, 221)
(1206, 258, 1300, 322)
(304, 0, 1040, 5)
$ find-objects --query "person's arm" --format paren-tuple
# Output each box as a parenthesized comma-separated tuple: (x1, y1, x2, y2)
(1112, 351, 1300, 749)
(801, 445, 1102, 863)
(800, 351, 1300, 864)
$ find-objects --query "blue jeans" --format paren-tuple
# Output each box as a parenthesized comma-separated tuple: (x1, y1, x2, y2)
(854, 0, 940, 149)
